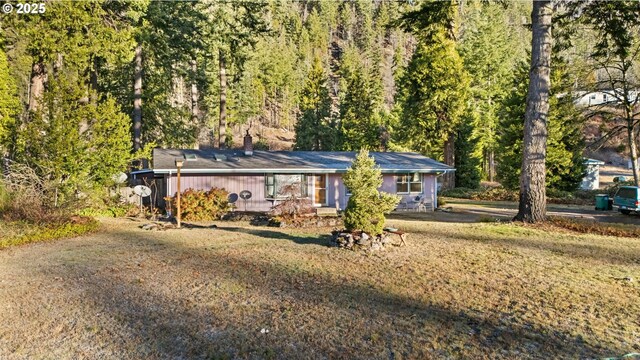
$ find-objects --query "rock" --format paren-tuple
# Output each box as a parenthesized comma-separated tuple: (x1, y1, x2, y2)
(140, 223, 159, 231)
(380, 235, 392, 245)
(370, 242, 382, 251)
(361, 232, 370, 241)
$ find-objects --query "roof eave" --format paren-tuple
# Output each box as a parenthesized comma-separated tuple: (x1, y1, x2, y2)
(152, 168, 455, 175)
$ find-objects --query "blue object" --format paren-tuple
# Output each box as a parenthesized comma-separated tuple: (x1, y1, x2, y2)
(613, 186, 640, 215)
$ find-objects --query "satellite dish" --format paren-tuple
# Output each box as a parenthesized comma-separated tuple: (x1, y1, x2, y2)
(112, 172, 128, 184)
(239, 190, 252, 212)
(133, 185, 152, 197)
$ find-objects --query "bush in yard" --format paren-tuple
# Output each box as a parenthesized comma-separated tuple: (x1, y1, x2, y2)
(343, 149, 400, 235)
(170, 188, 230, 221)
(268, 183, 315, 218)
(0, 163, 77, 224)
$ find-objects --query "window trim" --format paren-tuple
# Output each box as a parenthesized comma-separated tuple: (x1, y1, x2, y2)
(396, 173, 423, 195)
(265, 173, 309, 200)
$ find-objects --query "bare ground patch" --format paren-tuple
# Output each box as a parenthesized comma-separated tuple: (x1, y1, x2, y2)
(0, 218, 638, 359)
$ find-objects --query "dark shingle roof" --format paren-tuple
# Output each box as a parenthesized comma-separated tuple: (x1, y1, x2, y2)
(149, 148, 454, 174)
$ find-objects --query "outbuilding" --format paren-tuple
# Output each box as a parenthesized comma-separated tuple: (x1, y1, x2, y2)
(580, 158, 605, 190)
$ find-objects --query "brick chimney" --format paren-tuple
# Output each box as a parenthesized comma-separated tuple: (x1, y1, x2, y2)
(243, 130, 253, 156)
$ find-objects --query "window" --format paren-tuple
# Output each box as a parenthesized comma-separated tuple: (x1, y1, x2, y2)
(265, 174, 308, 199)
(396, 173, 422, 194)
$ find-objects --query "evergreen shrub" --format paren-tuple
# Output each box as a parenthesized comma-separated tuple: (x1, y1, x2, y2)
(343, 150, 400, 235)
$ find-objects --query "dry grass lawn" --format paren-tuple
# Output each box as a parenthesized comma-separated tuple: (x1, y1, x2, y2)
(0, 216, 639, 359)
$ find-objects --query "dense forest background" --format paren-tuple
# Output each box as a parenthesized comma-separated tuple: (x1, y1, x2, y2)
(1, 0, 638, 201)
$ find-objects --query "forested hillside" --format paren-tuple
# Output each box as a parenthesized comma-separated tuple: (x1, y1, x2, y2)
(1, 0, 639, 200)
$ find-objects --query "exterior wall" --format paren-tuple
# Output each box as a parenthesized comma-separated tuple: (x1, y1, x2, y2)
(384, 174, 437, 210)
(327, 174, 345, 209)
(580, 165, 600, 190)
(328, 173, 438, 211)
(166, 173, 272, 211)
(163, 172, 440, 212)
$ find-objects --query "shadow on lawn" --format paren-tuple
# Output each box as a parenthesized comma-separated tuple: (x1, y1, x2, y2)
(217, 226, 331, 246)
(419, 226, 640, 267)
(388, 211, 490, 223)
(43, 229, 618, 359)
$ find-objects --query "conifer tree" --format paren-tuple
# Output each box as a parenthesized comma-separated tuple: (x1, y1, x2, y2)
(14, 76, 137, 204)
(339, 55, 384, 151)
(514, 0, 553, 223)
(454, 118, 482, 189)
(497, 61, 585, 191)
(395, 29, 469, 162)
(0, 47, 20, 152)
(294, 57, 336, 150)
(459, 2, 527, 182)
(343, 149, 399, 235)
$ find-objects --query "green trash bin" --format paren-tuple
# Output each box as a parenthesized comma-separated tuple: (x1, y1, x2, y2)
(595, 194, 609, 210)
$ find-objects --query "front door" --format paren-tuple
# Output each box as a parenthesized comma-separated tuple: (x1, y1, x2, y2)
(314, 175, 327, 206)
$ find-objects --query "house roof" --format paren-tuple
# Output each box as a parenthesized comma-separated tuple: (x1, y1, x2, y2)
(583, 158, 605, 165)
(146, 148, 455, 175)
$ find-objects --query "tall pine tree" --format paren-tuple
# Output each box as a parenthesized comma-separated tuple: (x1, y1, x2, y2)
(497, 61, 585, 192)
(396, 29, 469, 164)
(294, 57, 336, 150)
(338, 50, 385, 151)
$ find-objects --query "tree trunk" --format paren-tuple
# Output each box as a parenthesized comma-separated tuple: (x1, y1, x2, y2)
(190, 58, 201, 149)
(442, 133, 456, 190)
(514, 0, 552, 223)
(628, 122, 639, 186)
(219, 49, 227, 149)
(133, 44, 143, 152)
(489, 149, 495, 183)
(28, 61, 47, 113)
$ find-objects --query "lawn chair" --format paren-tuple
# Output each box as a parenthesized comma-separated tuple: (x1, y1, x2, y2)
(412, 196, 433, 212)
(397, 198, 409, 211)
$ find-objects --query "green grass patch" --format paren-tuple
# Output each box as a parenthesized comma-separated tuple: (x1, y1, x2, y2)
(0, 218, 100, 249)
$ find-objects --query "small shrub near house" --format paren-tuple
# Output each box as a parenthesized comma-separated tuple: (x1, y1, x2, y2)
(170, 188, 230, 221)
(268, 183, 315, 218)
(343, 149, 400, 235)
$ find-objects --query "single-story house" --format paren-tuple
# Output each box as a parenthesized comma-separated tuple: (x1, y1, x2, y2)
(132, 134, 454, 212)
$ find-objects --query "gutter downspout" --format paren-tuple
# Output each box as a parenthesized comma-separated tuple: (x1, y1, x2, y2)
(434, 171, 449, 209)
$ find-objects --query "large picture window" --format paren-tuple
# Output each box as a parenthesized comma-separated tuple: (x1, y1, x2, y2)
(396, 173, 422, 194)
(265, 174, 308, 199)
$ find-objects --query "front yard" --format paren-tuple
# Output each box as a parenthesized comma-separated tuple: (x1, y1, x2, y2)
(0, 217, 638, 359)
